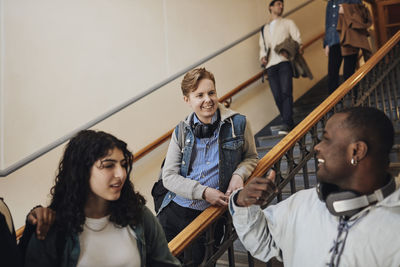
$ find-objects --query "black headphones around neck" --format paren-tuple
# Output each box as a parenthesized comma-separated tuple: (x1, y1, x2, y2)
(317, 176, 396, 217)
(192, 111, 220, 139)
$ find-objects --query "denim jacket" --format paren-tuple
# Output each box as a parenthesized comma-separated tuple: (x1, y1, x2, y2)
(160, 104, 258, 214)
(24, 206, 181, 267)
(324, 0, 361, 48)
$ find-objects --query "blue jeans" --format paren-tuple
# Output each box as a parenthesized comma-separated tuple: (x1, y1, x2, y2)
(267, 61, 294, 127)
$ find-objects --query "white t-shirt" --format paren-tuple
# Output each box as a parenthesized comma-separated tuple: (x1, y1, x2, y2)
(77, 216, 141, 267)
(269, 19, 277, 35)
(267, 19, 286, 68)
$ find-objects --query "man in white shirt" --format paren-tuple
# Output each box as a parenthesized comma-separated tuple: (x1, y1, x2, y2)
(229, 107, 400, 266)
(260, 0, 302, 134)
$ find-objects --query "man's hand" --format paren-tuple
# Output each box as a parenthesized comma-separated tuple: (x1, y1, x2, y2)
(261, 57, 268, 66)
(236, 170, 277, 207)
(280, 50, 289, 59)
(325, 45, 330, 57)
(27, 207, 55, 240)
(339, 4, 344, 14)
(298, 45, 304, 55)
(225, 174, 244, 197)
(203, 187, 229, 207)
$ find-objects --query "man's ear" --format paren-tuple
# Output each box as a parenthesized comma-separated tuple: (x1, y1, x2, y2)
(183, 95, 189, 103)
(351, 141, 368, 161)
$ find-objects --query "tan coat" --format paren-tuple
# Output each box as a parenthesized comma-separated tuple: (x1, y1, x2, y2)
(337, 3, 372, 58)
(274, 37, 313, 80)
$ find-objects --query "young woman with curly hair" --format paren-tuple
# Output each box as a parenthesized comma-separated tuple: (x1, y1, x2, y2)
(25, 130, 180, 267)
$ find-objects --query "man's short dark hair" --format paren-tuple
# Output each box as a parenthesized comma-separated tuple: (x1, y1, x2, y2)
(269, 0, 283, 7)
(339, 107, 394, 167)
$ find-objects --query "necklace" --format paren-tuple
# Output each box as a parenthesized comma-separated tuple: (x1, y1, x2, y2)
(84, 217, 109, 232)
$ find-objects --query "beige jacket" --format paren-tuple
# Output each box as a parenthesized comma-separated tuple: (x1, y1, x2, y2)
(337, 3, 372, 58)
(274, 37, 313, 80)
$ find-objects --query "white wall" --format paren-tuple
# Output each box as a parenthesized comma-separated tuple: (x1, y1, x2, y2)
(0, 0, 4, 171)
(0, 0, 327, 228)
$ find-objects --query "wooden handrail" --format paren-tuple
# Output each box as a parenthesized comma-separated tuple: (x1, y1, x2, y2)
(16, 227, 24, 241)
(132, 130, 174, 163)
(168, 30, 400, 256)
(15, 31, 325, 241)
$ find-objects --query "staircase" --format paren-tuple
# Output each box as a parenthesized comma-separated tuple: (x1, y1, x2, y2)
(216, 75, 400, 267)
(255, 77, 330, 191)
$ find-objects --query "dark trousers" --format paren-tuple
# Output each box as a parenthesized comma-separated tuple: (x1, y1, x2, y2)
(267, 61, 294, 128)
(328, 44, 359, 94)
(328, 44, 342, 94)
(343, 53, 358, 82)
(158, 201, 224, 266)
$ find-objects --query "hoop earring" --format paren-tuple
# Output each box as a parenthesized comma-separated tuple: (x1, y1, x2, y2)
(351, 158, 358, 166)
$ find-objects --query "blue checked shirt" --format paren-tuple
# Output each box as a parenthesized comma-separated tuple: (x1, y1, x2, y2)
(173, 113, 220, 210)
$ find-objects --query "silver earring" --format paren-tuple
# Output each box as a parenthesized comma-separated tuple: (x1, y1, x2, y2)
(351, 158, 358, 166)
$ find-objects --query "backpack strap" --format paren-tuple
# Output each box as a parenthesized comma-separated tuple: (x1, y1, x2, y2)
(260, 24, 270, 83)
(261, 25, 268, 57)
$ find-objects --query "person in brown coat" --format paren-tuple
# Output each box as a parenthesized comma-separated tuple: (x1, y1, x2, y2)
(337, 3, 372, 82)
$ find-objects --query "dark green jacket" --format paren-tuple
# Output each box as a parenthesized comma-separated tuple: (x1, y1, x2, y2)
(25, 206, 181, 267)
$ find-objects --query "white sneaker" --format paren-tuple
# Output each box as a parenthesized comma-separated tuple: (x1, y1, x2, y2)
(278, 129, 289, 135)
(278, 125, 291, 135)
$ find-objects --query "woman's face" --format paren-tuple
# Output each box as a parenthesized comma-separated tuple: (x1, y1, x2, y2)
(88, 148, 128, 203)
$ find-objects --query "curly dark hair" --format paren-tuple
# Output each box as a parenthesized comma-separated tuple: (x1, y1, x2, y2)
(49, 130, 146, 234)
